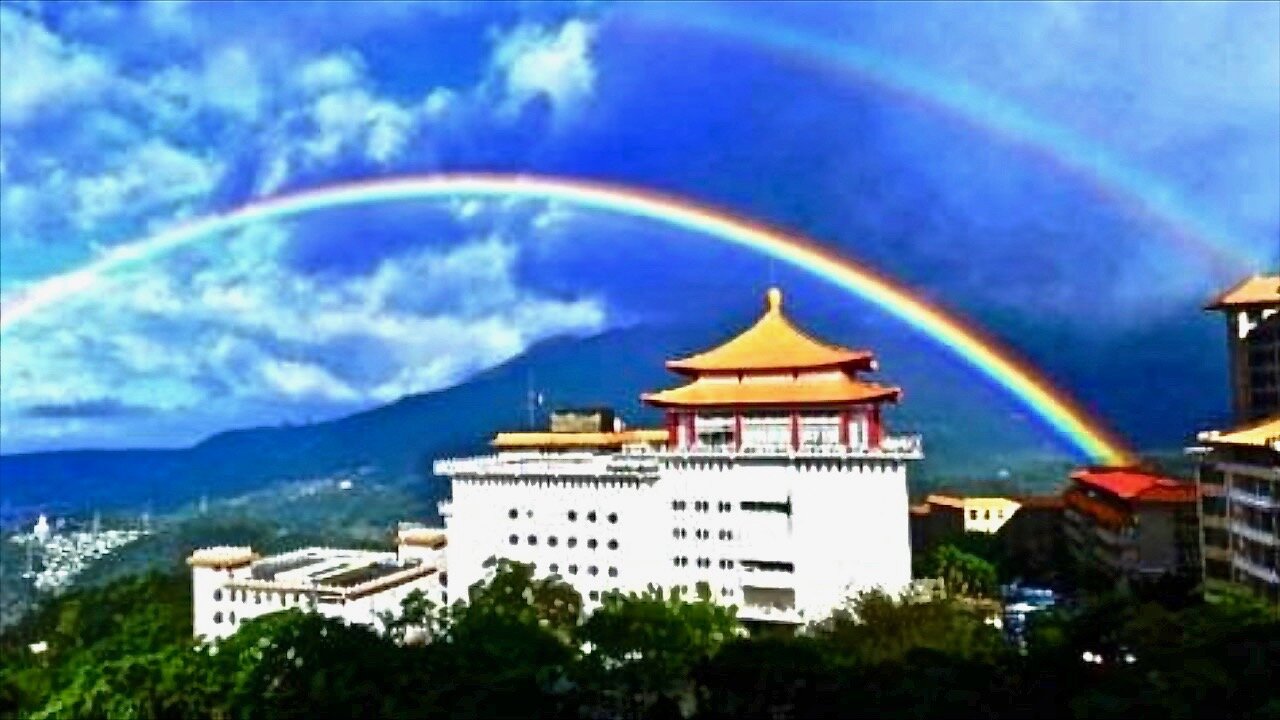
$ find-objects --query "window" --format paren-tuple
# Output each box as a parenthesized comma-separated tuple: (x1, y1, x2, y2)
(608, 539, 618, 550)
(608, 512, 618, 524)
(213, 611, 224, 624)
(740, 500, 791, 515)
(589, 590, 600, 601)
(588, 511, 598, 522)
(588, 539, 598, 549)
(254, 592, 262, 605)
(526, 509, 534, 518)
(229, 612, 237, 624)
(589, 566, 599, 576)
(673, 528, 681, 539)
(213, 589, 223, 601)
(550, 563, 560, 574)
(568, 511, 578, 521)
(280, 594, 287, 607)
(568, 537, 578, 548)
(548, 536, 559, 547)
(528, 535, 538, 545)
(509, 534, 519, 545)
(674, 557, 681, 567)
(984, 510, 991, 520)
(608, 567, 618, 577)
(672, 500, 679, 510)
(509, 509, 518, 519)
(970, 510, 978, 520)
(569, 565, 579, 575)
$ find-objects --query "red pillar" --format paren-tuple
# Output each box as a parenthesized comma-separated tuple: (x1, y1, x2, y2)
(685, 412, 696, 449)
(839, 409, 850, 449)
(790, 411, 800, 451)
(665, 412, 678, 449)
(734, 412, 743, 451)
(868, 404, 882, 449)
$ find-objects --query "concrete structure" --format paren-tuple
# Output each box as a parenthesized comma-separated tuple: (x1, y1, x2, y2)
(435, 288, 922, 625)
(1063, 467, 1199, 585)
(997, 496, 1066, 584)
(1194, 416, 1280, 605)
(188, 530, 446, 640)
(1207, 275, 1280, 422)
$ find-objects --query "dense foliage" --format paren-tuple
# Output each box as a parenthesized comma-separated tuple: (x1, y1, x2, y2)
(3, 562, 1278, 719)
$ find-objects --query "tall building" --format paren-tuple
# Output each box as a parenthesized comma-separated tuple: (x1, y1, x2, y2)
(1207, 274, 1280, 422)
(1062, 468, 1199, 585)
(1194, 417, 1280, 605)
(435, 288, 922, 625)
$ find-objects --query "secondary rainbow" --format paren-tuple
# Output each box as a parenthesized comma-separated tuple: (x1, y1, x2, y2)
(0, 173, 1134, 464)
(631, 5, 1256, 272)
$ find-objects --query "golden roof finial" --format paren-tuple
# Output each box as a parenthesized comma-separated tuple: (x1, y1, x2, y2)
(766, 287, 783, 313)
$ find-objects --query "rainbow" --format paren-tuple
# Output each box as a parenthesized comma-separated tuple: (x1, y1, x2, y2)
(0, 173, 1134, 464)
(628, 5, 1257, 272)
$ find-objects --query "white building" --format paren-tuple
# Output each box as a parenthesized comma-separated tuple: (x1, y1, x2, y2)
(435, 288, 921, 625)
(189, 529, 446, 640)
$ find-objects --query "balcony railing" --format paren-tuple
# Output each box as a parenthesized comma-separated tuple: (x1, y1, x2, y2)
(661, 434, 923, 460)
(433, 454, 659, 480)
(1229, 486, 1277, 509)
(1233, 555, 1280, 584)
(739, 566, 797, 590)
(1231, 520, 1278, 547)
(736, 603, 804, 625)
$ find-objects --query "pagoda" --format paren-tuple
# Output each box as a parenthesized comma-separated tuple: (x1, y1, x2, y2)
(644, 287, 906, 455)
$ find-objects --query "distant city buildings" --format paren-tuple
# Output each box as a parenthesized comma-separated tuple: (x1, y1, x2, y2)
(435, 288, 921, 626)
(909, 494, 1021, 553)
(1063, 467, 1199, 586)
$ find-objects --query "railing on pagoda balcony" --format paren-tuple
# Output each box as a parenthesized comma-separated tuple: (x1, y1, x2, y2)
(664, 433, 923, 459)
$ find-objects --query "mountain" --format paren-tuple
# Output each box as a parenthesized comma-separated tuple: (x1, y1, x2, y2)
(1, 314, 1204, 523)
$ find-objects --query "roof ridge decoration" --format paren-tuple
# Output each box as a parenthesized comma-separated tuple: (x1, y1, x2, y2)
(665, 287, 874, 375)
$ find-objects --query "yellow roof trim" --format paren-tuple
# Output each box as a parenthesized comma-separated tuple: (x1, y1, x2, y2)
(1206, 274, 1280, 310)
(491, 429, 667, 449)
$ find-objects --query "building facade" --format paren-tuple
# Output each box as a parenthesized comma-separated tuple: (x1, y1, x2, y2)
(189, 530, 446, 640)
(1207, 274, 1280, 422)
(1194, 417, 1280, 605)
(435, 288, 922, 625)
(1062, 468, 1199, 585)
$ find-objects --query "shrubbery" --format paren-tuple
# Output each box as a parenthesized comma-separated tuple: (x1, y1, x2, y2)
(3, 562, 1277, 719)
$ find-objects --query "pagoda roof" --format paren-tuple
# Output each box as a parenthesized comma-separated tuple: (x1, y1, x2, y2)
(1070, 468, 1196, 504)
(1206, 274, 1280, 310)
(1200, 415, 1280, 451)
(666, 288, 872, 375)
(643, 376, 900, 409)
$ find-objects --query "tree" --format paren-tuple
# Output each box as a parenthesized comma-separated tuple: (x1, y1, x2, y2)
(574, 584, 739, 719)
(918, 544, 999, 598)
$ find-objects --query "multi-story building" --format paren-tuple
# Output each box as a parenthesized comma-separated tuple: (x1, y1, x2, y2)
(435, 288, 922, 625)
(910, 494, 1022, 551)
(1194, 416, 1280, 605)
(1062, 467, 1199, 585)
(1207, 274, 1280, 422)
(188, 528, 447, 640)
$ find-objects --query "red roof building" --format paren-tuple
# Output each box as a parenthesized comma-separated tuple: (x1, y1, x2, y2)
(1063, 467, 1199, 586)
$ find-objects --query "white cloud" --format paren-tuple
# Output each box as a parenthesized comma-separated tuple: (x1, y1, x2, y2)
(0, 216, 608, 450)
(71, 139, 224, 229)
(491, 19, 598, 117)
(0, 6, 114, 127)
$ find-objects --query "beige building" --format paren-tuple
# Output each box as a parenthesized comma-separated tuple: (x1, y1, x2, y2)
(1194, 416, 1280, 605)
(1207, 275, 1280, 422)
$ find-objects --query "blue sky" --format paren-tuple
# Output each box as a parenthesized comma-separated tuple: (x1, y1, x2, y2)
(1, 0, 1277, 452)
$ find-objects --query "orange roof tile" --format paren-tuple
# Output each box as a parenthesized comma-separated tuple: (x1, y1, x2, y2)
(1206, 274, 1280, 310)
(666, 288, 873, 374)
(1070, 467, 1196, 503)
(1202, 415, 1280, 451)
(643, 376, 899, 408)
(491, 429, 667, 449)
